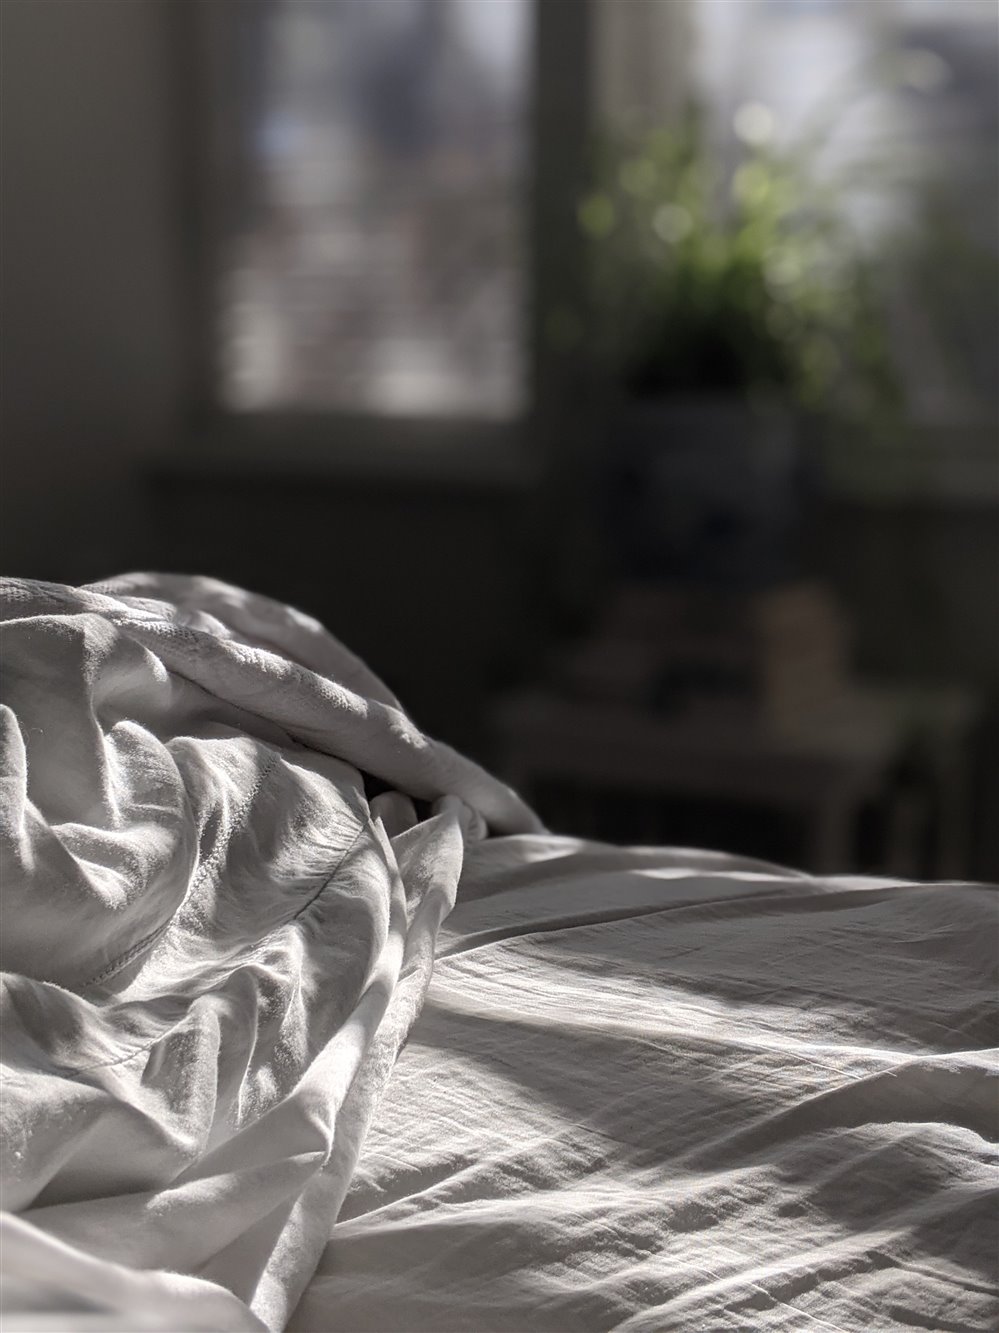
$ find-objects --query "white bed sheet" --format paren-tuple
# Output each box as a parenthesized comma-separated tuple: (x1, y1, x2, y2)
(293, 838, 999, 1332)
(2, 574, 995, 1333)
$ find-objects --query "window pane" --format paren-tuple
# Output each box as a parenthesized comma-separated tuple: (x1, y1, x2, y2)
(691, 0, 998, 426)
(216, 0, 532, 418)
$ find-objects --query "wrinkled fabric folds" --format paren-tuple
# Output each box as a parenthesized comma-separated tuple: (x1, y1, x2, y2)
(0, 574, 537, 1332)
(2, 574, 995, 1333)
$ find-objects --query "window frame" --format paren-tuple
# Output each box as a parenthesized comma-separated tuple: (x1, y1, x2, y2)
(172, 0, 995, 506)
(172, 0, 595, 489)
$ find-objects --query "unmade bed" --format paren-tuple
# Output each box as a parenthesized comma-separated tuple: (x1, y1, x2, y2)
(1, 574, 996, 1332)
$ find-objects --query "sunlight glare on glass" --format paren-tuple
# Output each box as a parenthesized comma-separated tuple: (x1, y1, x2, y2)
(733, 101, 776, 148)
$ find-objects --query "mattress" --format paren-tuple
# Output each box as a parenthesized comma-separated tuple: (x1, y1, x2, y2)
(1, 574, 996, 1333)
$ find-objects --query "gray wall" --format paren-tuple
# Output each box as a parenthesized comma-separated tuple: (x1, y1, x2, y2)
(1, 0, 185, 581)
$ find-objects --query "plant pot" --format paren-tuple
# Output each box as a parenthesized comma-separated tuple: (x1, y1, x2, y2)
(603, 394, 808, 588)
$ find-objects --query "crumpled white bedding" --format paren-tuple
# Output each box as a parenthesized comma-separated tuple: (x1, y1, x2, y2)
(0, 573, 538, 1332)
(1, 574, 996, 1333)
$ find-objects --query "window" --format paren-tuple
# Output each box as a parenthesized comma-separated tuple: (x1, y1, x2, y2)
(192, 0, 995, 495)
(690, 0, 998, 429)
(200, 0, 534, 421)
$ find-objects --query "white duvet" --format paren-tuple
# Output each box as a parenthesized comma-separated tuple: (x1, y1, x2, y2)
(1, 575, 996, 1332)
(0, 573, 537, 1332)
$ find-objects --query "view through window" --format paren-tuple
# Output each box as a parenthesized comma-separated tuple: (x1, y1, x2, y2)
(213, 0, 995, 433)
(216, 0, 532, 418)
(691, 0, 998, 427)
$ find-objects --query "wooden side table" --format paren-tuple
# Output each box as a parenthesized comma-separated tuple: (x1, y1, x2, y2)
(493, 686, 980, 877)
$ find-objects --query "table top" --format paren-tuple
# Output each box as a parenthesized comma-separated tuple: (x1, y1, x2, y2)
(493, 683, 981, 807)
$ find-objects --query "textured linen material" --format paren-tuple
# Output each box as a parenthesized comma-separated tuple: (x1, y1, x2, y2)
(0, 575, 537, 1332)
(3, 574, 996, 1333)
(293, 837, 999, 1333)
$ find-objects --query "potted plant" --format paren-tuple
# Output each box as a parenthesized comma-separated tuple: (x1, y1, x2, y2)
(578, 103, 902, 586)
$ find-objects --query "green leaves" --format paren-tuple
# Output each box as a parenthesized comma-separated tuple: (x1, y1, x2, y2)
(578, 192, 616, 240)
(579, 112, 900, 423)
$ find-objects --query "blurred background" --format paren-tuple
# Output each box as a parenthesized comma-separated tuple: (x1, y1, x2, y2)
(2, 0, 997, 878)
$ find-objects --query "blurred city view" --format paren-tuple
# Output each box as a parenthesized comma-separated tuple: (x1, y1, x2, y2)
(218, 0, 531, 416)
